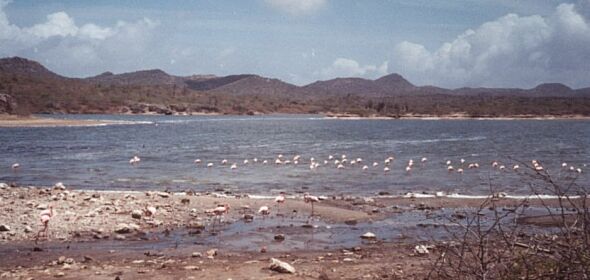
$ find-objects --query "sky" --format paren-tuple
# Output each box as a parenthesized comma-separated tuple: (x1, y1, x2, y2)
(1, 0, 589, 89)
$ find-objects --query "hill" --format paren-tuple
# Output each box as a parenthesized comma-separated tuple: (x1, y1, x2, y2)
(0, 56, 589, 117)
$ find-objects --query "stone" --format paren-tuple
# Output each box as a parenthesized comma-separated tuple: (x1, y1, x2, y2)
(206, 249, 217, 258)
(344, 220, 357, 225)
(64, 258, 74, 264)
(114, 223, 131, 234)
(57, 256, 66, 264)
(54, 182, 66, 190)
(269, 258, 296, 274)
(0, 224, 10, 232)
(191, 252, 202, 258)
(114, 234, 126, 240)
(36, 204, 48, 210)
(0, 183, 8, 189)
(414, 245, 430, 255)
(274, 234, 285, 241)
(24, 226, 32, 233)
(184, 265, 200, 270)
(131, 210, 142, 219)
(54, 272, 65, 278)
(156, 192, 170, 198)
(360, 232, 376, 239)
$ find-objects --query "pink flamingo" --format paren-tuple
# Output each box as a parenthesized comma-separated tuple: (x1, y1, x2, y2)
(275, 193, 285, 215)
(258, 206, 270, 220)
(205, 204, 230, 232)
(35, 206, 54, 243)
(304, 193, 319, 217)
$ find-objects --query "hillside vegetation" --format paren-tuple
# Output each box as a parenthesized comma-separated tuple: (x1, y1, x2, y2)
(1, 56, 589, 117)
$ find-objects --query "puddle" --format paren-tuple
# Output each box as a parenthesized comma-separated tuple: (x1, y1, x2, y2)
(0, 207, 569, 256)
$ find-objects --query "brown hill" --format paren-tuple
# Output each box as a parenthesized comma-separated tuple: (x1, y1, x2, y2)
(1, 56, 589, 117)
(86, 69, 185, 86)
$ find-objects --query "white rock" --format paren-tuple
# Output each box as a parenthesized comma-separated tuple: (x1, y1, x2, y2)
(269, 258, 296, 274)
(414, 245, 430, 255)
(131, 210, 142, 219)
(360, 232, 376, 239)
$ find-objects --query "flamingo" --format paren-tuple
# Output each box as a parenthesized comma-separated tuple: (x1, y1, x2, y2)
(362, 165, 369, 170)
(194, 159, 201, 164)
(221, 159, 228, 165)
(35, 206, 54, 243)
(492, 161, 499, 168)
(337, 164, 345, 169)
(562, 162, 568, 168)
(129, 156, 141, 164)
(448, 165, 454, 172)
(207, 162, 214, 168)
(513, 164, 520, 171)
(384, 167, 390, 172)
(275, 159, 283, 165)
(356, 158, 363, 163)
(405, 165, 412, 174)
(275, 194, 286, 215)
(11, 163, 20, 169)
(258, 205, 270, 219)
(243, 159, 249, 164)
(457, 168, 464, 174)
(206, 204, 230, 232)
(230, 163, 238, 170)
(262, 160, 268, 165)
(253, 158, 258, 163)
(328, 155, 334, 160)
(303, 193, 319, 217)
(446, 160, 452, 166)
(373, 162, 379, 167)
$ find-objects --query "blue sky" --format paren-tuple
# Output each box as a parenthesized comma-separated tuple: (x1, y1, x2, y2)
(1, 0, 589, 88)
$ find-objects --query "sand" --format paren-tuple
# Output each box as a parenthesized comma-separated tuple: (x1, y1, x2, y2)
(0, 115, 137, 127)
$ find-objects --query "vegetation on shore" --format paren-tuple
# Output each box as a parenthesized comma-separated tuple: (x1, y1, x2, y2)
(1, 56, 590, 117)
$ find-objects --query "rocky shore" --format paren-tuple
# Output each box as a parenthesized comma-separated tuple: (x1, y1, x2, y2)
(1, 183, 581, 279)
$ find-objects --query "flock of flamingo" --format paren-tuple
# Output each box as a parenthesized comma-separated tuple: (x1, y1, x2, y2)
(8, 153, 585, 239)
(133, 153, 583, 175)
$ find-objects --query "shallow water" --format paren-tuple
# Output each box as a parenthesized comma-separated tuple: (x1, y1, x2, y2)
(0, 206, 565, 254)
(0, 114, 588, 195)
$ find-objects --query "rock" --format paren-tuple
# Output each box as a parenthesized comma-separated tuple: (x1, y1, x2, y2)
(0, 93, 18, 114)
(36, 204, 48, 210)
(343, 258, 355, 262)
(206, 248, 217, 258)
(360, 232, 376, 239)
(54, 272, 65, 278)
(184, 265, 200, 270)
(0, 182, 8, 189)
(114, 223, 131, 234)
(344, 219, 357, 225)
(54, 182, 66, 190)
(274, 234, 285, 241)
(24, 226, 32, 233)
(57, 256, 66, 264)
(131, 210, 142, 219)
(243, 214, 254, 222)
(181, 198, 190, 204)
(65, 258, 75, 264)
(114, 234, 126, 240)
(83, 256, 94, 262)
(414, 245, 430, 255)
(269, 258, 296, 274)
(0, 224, 10, 232)
(187, 222, 205, 230)
(156, 192, 170, 198)
(191, 252, 202, 258)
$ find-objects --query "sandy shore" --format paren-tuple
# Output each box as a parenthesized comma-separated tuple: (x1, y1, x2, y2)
(0, 115, 142, 127)
(0, 184, 582, 279)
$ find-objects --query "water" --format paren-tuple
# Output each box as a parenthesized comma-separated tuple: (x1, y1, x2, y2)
(0, 114, 588, 195)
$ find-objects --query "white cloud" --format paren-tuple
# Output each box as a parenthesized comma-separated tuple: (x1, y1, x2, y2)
(0, 1, 159, 76)
(318, 58, 388, 79)
(265, 0, 326, 15)
(390, 2, 590, 88)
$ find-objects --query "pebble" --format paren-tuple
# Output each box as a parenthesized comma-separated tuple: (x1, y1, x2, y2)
(0, 224, 10, 232)
(360, 232, 376, 239)
(131, 210, 143, 219)
(269, 258, 296, 274)
(191, 252, 202, 258)
(274, 234, 286, 241)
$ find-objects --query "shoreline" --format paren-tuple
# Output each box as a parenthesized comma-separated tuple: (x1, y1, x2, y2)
(1, 113, 589, 127)
(1, 185, 584, 279)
